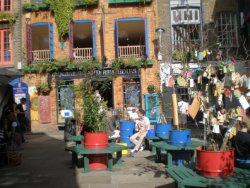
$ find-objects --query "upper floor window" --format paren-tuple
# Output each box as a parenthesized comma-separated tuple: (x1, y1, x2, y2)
(216, 12, 239, 48)
(0, 29, 12, 66)
(0, 0, 12, 11)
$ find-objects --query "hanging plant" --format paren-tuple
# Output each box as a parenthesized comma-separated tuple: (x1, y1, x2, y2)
(36, 82, 51, 96)
(147, 84, 155, 93)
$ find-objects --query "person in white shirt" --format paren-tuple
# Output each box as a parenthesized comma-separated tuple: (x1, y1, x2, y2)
(178, 98, 189, 128)
(130, 108, 150, 153)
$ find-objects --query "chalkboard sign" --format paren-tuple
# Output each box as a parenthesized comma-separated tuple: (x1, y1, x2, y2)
(38, 96, 51, 124)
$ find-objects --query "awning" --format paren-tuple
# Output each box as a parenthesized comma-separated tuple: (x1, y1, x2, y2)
(244, 12, 250, 24)
(0, 68, 22, 85)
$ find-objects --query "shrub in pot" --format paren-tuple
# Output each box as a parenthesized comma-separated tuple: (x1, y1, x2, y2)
(82, 81, 109, 170)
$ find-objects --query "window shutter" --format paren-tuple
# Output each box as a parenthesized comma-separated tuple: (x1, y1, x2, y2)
(144, 17, 149, 58)
(26, 24, 32, 63)
(69, 20, 74, 60)
(115, 19, 119, 58)
(92, 20, 96, 59)
(49, 23, 54, 60)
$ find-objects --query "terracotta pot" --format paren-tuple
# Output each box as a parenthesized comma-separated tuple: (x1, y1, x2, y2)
(196, 146, 234, 177)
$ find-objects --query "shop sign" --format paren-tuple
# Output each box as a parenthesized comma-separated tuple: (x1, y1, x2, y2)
(56, 68, 139, 79)
(55, 71, 84, 80)
(94, 68, 139, 77)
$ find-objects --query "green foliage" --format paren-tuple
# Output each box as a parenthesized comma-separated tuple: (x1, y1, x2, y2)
(36, 82, 51, 96)
(172, 51, 196, 63)
(23, 3, 50, 12)
(23, 60, 101, 74)
(0, 13, 18, 23)
(111, 58, 153, 70)
(147, 84, 155, 93)
(73, 0, 98, 7)
(45, 0, 73, 41)
(82, 81, 109, 132)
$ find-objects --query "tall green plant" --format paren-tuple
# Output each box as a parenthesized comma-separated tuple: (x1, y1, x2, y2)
(83, 80, 109, 132)
(46, 0, 73, 41)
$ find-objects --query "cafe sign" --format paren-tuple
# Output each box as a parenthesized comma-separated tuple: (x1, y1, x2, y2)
(56, 68, 140, 80)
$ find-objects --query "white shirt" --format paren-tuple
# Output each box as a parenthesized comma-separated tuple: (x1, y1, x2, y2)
(178, 101, 189, 114)
(130, 112, 139, 120)
(138, 116, 150, 132)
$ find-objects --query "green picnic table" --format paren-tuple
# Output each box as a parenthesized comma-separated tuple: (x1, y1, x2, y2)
(145, 136, 168, 153)
(68, 143, 127, 173)
(166, 165, 250, 188)
(150, 141, 203, 168)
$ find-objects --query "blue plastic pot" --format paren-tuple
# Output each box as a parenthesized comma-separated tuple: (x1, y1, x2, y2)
(119, 121, 135, 147)
(155, 123, 172, 138)
(235, 158, 250, 169)
(169, 129, 191, 146)
(147, 129, 156, 138)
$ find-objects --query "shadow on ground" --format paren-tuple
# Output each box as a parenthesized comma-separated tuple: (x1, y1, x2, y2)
(0, 131, 79, 188)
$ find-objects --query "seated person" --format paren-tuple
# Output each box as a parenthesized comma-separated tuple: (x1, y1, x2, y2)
(130, 108, 150, 153)
(129, 108, 139, 131)
(234, 118, 250, 159)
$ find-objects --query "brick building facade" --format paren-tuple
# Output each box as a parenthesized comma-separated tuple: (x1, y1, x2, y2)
(21, 0, 161, 125)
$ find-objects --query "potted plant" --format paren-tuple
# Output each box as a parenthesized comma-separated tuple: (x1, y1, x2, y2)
(82, 80, 109, 170)
(195, 115, 235, 178)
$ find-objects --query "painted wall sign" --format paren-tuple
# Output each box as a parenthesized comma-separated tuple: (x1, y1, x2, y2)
(38, 95, 51, 124)
(13, 82, 30, 120)
(55, 68, 140, 80)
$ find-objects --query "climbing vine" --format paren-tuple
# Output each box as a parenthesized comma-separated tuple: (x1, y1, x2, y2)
(45, 0, 73, 41)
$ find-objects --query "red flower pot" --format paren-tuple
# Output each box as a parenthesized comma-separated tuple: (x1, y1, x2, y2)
(84, 132, 108, 170)
(196, 146, 234, 177)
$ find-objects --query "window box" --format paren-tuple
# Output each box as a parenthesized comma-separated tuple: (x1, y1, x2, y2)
(0, 13, 17, 23)
(73, 0, 99, 7)
(109, 0, 151, 4)
(23, 3, 50, 12)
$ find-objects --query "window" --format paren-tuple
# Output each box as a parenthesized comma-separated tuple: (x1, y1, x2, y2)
(0, 29, 12, 65)
(0, 0, 11, 11)
(216, 12, 238, 47)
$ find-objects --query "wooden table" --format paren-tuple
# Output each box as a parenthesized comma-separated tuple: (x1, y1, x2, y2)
(150, 141, 203, 167)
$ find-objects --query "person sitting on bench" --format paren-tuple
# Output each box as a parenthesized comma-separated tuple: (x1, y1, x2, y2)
(130, 108, 150, 153)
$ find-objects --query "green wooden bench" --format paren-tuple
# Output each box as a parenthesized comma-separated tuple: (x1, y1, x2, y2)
(67, 143, 127, 173)
(145, 136, 169, 153)
(166, 165, 250, 188)
(150, 141, 198, 167)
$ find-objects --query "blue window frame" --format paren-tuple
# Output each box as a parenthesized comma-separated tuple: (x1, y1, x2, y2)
(69, 20, 96, 59)
(114, 17, 149, 58)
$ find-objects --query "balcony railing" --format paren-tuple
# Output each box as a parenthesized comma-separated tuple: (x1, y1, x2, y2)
(73, 48, 93, 60)
(32, 50, 50, 62)
(118, 45, 146, 58)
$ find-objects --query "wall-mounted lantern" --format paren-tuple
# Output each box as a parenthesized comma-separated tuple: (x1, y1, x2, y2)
(155, 28, 165, 61)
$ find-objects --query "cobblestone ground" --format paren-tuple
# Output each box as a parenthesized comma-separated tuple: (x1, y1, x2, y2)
(0, 122, 175, 188)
